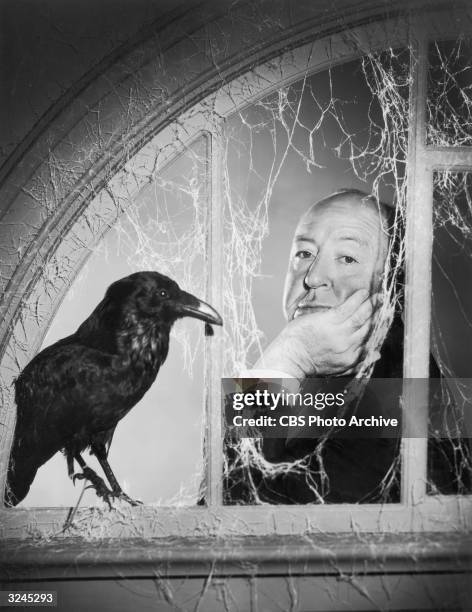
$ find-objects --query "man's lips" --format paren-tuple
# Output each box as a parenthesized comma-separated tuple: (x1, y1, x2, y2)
(293, 304, 332, 318)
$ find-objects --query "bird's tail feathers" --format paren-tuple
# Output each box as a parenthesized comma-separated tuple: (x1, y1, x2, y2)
(4, 440, 47, 507)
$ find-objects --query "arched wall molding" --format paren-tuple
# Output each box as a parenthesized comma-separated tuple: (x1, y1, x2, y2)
(0, 0, 459, 348)
(0, 1, 210, 187)
(0, 0, 427, 195)
(0, 1, 470, 524)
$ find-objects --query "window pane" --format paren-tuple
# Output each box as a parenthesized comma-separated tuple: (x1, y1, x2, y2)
(427, 39, 472, 147)
(221, 52, 409, 504)
(16, 138, 209, 507)
(428, 171, 472, 494)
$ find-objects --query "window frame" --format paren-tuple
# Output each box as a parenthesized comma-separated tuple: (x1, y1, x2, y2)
(1, 10, 472, 541)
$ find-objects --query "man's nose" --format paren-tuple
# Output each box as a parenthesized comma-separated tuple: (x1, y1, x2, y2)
(303, 254, 331, 290)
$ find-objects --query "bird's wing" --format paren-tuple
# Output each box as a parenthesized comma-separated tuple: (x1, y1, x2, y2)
(14, 341, 126, 443)
(7, 341, 130, 506)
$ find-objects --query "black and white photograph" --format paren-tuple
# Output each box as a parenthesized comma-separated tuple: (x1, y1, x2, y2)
(0, 1, 471, 610)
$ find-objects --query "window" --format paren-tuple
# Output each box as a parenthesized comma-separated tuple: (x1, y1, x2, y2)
(18, 140, 209, 507)
(221, 52, 408, 506)
(1, 9, 471, 540)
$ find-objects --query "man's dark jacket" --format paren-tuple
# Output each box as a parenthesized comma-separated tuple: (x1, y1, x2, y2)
(224, 316, 469, 504)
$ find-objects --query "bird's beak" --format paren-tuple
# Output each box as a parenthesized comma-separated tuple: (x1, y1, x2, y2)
(176, 291, 223, 326)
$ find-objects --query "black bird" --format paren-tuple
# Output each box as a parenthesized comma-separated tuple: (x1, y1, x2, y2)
(5, 271, 222, 507)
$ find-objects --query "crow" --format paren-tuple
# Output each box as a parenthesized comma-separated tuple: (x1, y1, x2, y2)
(4, 271, 222, 507)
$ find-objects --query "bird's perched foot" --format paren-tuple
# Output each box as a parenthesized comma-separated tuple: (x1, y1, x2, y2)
(73, 467, 115, 509)
(73, 467, 142, 508)
(113, 491, 143, 507)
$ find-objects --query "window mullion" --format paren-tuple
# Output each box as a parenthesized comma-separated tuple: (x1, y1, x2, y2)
(206, 128, 224, 506)
(402, 22, 432, 504)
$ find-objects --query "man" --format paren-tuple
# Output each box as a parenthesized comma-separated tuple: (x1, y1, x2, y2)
(224, 188, 404, 504)
(253, 188, 396, 379)
(224, 188, 470, 504)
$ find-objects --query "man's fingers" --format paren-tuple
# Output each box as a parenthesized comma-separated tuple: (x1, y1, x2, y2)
(339, 345, 364, 371)
(348, 296, 374, 329)
(335, 289, 370, 322)
(348, 318, 372, 347)
(333, 366, 356, 377)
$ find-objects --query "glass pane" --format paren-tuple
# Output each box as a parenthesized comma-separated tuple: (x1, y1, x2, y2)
(14, 138, 210, 507)
(428, 171, 472, 494)
(427, 39, 472, 147)
(221, 51, 410, 504)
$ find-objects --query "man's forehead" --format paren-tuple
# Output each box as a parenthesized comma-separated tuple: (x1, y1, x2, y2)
(295, 195, 387, 239)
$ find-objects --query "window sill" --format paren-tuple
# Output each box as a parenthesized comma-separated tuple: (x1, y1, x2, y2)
(1, 532, 470, 581)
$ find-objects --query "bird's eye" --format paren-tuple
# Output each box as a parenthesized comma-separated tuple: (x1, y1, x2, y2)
(159, 289, 169, 299)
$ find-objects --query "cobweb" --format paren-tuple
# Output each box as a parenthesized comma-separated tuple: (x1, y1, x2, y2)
(426, 38, 472, 496)
(220, 40, 471, 504)
(221, 47, 408, 374)
(429, 169, 472, 495)
(105, 139, 209, 376)
(1, 12, 472, 612)
(2, 29, 472, 518)
(427, 38, 472, 147)
(2, 139, 211, 507)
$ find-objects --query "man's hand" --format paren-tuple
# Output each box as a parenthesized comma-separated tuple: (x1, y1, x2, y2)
(255, 289, 379, 378)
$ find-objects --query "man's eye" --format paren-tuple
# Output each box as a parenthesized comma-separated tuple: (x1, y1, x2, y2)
(294, 250, 313, 259)
(339, 255, 358, 264)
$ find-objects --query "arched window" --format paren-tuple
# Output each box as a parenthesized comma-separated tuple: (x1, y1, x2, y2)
(0, 5, 471, 606)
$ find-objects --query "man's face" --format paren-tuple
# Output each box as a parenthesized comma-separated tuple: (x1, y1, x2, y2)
(283, 196, 389, 321)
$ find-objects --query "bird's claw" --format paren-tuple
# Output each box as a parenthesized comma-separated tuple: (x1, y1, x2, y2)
(72, 468, 141, 508)
(115, 491, 142, 506)
(72, 472, 86, 486)
(72, 467, 114, 509)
